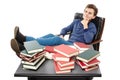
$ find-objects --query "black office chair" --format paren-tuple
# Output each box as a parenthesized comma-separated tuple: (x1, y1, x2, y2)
(65, 13, 105, 51)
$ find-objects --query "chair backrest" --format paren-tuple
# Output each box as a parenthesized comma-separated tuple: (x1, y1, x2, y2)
(74, 13, 105, 51)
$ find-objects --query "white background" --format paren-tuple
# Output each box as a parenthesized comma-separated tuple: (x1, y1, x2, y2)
(0, 0, 120, 80)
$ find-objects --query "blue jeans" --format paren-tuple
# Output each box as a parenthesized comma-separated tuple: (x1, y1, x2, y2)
(26, 33, 72, 46)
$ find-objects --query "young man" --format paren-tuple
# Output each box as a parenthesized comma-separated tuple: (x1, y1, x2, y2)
(11, 4, 98, 58)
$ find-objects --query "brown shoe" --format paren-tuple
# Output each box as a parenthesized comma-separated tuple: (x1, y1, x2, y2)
(14, 26, 19, 39)
(11, 39, 20, 53)
(14, 26, 26, 44)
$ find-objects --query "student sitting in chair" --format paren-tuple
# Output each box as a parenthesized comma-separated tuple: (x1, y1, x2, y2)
(11, 4, 97, 58)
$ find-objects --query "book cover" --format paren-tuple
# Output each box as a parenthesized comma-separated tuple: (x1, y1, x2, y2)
(76, 49, 100, 63)
(53, 61, 71, 74)
(74, 42, 90, 51)
(23, 57, 46, 70)
(52, 53, 70, 62)
(57, 59, 75, 67)
(24, 40, 45, 54)
(54, 44, 79, 57)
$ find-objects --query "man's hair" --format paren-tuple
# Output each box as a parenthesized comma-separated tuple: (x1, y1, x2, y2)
(85, 4, 98, 16)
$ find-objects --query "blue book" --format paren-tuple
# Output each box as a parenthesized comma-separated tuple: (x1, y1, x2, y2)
(24, 40, 45, 54)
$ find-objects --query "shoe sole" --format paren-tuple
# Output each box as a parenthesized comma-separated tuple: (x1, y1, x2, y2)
(14, 26, 19, 39)
(11, 39, 20, 54)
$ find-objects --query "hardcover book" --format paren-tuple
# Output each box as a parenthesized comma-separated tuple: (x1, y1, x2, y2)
(52, 53, 70, 62)
(57, 63, 74, 70)
(84, 65, 99, 71)
(20, 49, 38, 57)
(24, 40, 45, 54)
(23, 57, 46, 70)
(74, 42, 90, 51)
(53, 61, 71, 74)
(57, 59, 75, 67)
(76, 58, 100, 69)
(54, 44, 79, 57)
(21, 55, 44, 66)
(76, 49, 100, 63)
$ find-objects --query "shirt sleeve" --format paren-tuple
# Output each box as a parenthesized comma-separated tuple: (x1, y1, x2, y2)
(83, 22, 97, 43)
(60, 19, 78, 36)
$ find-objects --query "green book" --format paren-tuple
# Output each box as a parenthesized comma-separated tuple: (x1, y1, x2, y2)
(76, 49, 100, 63)
(20, 49, 38, 57)
(24, 40, 45, 54)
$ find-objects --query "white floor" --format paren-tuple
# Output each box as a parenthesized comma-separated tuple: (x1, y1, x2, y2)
(0, 0, 120, 80)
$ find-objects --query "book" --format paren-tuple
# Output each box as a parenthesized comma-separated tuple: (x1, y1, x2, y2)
(23, 57, 46, 70)
(20, 51, 46, 62)
(21, 55, 44, 66)
(53, 61, 71, 74)
(44, 46, 56, 53)
(20, 49, 38, 57)
(54, 44, 79, 57)
(84, 65, 99, 71)
(24, 40, 45, 54)
(74, 42, 90, 51)
(76, 49, 100, 63)
(76, 58, 100, 69)
(52, 53, 70, 62)
(57, 63, 74, 70)
(57, 59, 75, 67)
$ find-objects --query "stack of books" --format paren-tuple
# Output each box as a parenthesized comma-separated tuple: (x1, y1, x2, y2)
(20, 40, 46, 70)
(76, 49, 100, 71)
(52, 44, 79, 74)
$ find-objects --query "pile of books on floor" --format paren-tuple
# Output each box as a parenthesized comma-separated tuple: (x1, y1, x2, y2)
(74, 42, 100, 71)
(20, 40, 47, 70)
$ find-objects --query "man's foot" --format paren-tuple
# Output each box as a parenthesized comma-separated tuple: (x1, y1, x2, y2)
(14, 26, 26, 44)
(14, 26, 19, 39)
(11, 38, 20, 57)
(10, 39, 25, 58)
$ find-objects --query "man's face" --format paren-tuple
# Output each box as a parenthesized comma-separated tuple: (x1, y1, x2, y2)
(83, 8, 95, 21)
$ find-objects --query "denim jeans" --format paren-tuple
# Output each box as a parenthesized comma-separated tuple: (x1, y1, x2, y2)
(26, 33, 72, 46)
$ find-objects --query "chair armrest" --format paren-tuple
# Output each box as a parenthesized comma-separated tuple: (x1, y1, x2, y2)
(88, 40, 103, 45)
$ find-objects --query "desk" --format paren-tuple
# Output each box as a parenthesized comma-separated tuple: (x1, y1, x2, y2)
(14, 59, 102, 80)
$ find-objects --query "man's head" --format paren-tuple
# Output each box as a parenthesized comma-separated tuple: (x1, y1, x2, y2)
(83, 4, 98, 21)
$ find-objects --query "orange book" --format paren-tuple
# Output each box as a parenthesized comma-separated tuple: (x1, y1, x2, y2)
(54, 44, 79, 57)
(53, 61, 71, 74)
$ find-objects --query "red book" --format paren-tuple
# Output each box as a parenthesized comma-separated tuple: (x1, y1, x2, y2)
(53, 61, 71, 74)
(52, 53, 70, 62)
(54, 44, 79, 57)
(74, 42, 90, 51)
(84, 65, 99, 71)
(44, 46, 56, 53)
(57, 59, 75, 67)
(76, 58, 100, 69)
(57, 63, 74, 70)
